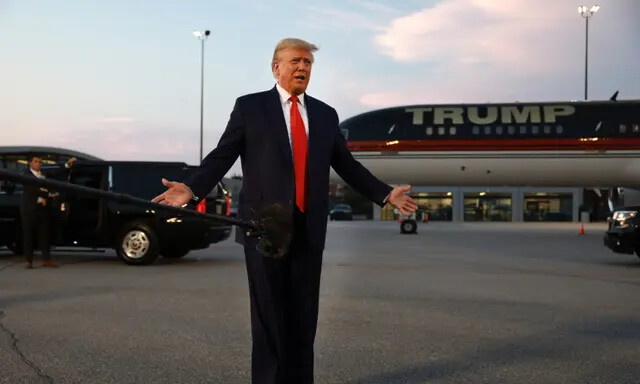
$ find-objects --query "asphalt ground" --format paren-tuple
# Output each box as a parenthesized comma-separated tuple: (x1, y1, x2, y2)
(1, 221, 640, 384)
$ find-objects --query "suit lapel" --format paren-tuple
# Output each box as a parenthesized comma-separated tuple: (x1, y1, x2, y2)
(265, 86, 293, 168)
(305, 94, 325, 201)
(305, 95, 318, 164)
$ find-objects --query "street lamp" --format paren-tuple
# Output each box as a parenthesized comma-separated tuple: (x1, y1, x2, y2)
(578, 5, 600, 100)
(193, 29, 210, 163)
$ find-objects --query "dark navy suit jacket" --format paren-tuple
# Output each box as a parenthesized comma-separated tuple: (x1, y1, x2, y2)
(184, 86, 393, 251)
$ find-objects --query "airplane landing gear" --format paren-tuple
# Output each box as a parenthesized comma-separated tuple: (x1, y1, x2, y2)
(400, 219, 418, 234)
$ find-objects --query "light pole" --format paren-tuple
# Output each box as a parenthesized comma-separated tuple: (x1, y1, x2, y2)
(193, 29, 210, 163)
(578, 5, 600, 100)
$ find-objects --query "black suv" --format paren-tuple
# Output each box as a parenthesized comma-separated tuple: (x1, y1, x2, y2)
(0, 161, 232, 265)
(604, 206, 640, 258)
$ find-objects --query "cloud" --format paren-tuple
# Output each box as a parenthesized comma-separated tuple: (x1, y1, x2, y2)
(373, 0, 578, 71)
(351, 0, 640, 108)
(40, 122, 198, 163)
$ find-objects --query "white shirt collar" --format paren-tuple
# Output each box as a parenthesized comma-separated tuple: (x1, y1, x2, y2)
(276, 82, 305, 107)
(30, 168, 42, 177)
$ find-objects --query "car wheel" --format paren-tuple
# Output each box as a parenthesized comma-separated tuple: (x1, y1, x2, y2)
(400, 219, 417, 234)
(115, 221, 159, 265)
(162, 247, 190, 259)
(635, 246, 640, 259)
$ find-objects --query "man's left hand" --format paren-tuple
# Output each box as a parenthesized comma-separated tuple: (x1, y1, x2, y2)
(387, 185, 418, 215)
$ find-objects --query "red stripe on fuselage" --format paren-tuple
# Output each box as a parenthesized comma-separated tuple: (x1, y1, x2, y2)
(347, 138, 640, 152)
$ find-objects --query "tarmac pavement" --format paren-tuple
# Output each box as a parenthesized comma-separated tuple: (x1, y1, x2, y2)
(1, 221, 639, 383)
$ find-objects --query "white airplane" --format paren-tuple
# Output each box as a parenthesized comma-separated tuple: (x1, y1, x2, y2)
(333, 93, 640, 210)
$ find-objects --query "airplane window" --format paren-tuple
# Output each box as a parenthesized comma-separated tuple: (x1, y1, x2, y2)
(426, 127, 433, 136)
(495, 126, 503, 135)
(544, 125, 551, 134)
(520, 126, 527, 134)
(438, 127, 445, 135)
(556, 125, 563, 134)
(473, 126, 480, 135)
(532, 126, 539, 135)
(484, 126, 491, 135)
(449, 127, 456, 135)
(620, 124, 627, 134)
(508, 126, 515, 135)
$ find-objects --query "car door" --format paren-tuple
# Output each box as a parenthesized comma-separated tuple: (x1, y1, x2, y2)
(59, 166, 107, 245)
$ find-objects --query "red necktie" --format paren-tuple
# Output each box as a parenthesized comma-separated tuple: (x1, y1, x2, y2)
(290, 95, 308, 212)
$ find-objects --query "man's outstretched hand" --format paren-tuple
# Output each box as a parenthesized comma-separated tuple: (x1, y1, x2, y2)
(151, 178, 193, 207)
(387, 185, 418, 215)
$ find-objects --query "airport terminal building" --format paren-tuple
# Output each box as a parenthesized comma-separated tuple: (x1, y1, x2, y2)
(373, 186, 589, 222)
(337, 99, 640, 223)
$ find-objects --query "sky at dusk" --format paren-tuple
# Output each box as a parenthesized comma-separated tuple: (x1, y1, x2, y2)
(1, 0, 639, 177)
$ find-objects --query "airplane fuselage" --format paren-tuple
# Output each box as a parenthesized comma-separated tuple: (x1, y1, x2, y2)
(334, 100, 640, 188)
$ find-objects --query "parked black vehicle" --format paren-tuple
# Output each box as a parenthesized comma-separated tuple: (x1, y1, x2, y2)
(329, 204, 353, 221)
(603, 207, 640, 258)
(0, 160, 232, 265)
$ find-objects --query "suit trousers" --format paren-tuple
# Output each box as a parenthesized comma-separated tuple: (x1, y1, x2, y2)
(22, 205, 51, 263)
(243, 207, 323, 384)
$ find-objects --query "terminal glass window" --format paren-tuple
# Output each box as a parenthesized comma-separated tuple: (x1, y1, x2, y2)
(381, 192, 453, 221)
(464, 193, 512, 221)
(414, 193, 453, 221)
(524, 193, 573, 221)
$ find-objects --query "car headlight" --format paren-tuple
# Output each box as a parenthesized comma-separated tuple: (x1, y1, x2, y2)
(613, 210, 637, 227)
(613, 210, 637, 220)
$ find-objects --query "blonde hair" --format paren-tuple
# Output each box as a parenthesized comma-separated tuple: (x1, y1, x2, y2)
(271, 38, 318, 72)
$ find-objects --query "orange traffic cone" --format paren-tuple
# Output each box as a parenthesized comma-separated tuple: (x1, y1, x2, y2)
(579, 224, 585, 235)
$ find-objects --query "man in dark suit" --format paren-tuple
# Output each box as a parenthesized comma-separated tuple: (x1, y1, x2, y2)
(152, 38, 416, 383)
(21, 155, 76, 269)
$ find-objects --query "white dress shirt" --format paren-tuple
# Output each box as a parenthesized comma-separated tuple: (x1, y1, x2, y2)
(275, 82, 309, 149)
(276, 82, 391, 205)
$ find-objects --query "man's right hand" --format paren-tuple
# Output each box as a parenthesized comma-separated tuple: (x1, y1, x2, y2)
(151, 178, 193, 207)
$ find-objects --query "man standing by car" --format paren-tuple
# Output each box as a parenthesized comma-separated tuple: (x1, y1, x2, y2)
(21, 155, 76, 268)
(152, 38, 417, 383)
